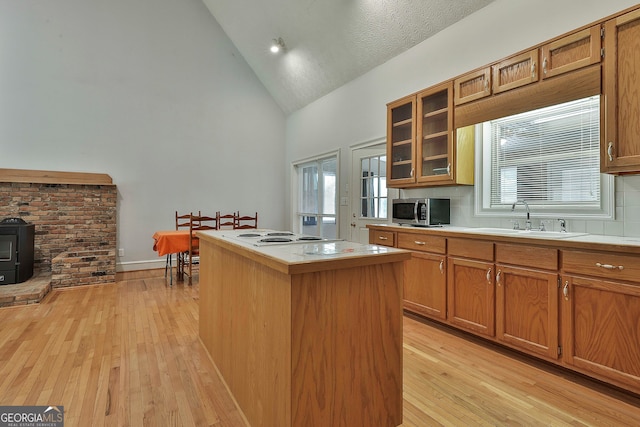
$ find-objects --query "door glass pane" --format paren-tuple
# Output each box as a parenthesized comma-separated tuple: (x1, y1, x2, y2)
(301, 215, 318, 235)
(359, 154, 388, 219)
(301, 165, 318, 213)
(321, 216, 337, 239)
(322, 158, 337, 215)
(296, 154, 338, 238)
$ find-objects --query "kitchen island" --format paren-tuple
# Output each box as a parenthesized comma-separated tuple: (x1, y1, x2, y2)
(197, 230, 411, 427)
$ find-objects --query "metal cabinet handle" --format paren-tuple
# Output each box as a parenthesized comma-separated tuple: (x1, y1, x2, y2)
(542, 57, 548, 75)
(410, 167, 414, 178)
(596, 262, 624, 271)
(414, 241, 426, 246)
(531, 62, 536, 79)
(486, 268, 492, 284)
(563, 281, 569, 301)
(496, 270, 502, 286)
(446, 163, 451, 176)
(439, 260, 444, 274)
(607, 142, 614, 162)
(378, 236, 388, 241)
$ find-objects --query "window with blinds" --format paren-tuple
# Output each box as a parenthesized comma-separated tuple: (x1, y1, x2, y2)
(476, 95, 613, 218)
(487, 95, 600, 207)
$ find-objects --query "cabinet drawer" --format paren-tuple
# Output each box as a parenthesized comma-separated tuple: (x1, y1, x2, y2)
(448, 238, 493, 261)
(562, 250, 640, 283)
(496, 243, 558, 270)
(369, 230, 396, 247)
(397, 232, 446, 254)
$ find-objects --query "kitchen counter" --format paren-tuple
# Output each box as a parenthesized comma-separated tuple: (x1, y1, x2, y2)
(197, 230, 410, 427)
(368, 223, 640, 254)
(198, 228, 409, 274)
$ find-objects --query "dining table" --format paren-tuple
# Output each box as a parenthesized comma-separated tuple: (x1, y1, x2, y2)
(152, 230, 198, 285)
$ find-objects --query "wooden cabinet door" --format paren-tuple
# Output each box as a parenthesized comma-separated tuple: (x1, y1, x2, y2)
(561, 275, 640, 394)
(404, 252, 447, 320)
(602, 9, 640, 174)
(454, 67, 491, 105)
(416, 82, 454, 184)
(492, 49, 539, 94)
(387, 95, 417, 186)
(447, 257, 495, 337)
(495, 265, 559, 360)
(541, 26, 601, 79)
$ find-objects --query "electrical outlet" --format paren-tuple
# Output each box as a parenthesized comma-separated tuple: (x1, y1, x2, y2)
(118, 248, 125, 257)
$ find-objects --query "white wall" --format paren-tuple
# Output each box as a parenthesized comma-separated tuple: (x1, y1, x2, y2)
(0, 0, 287, 270)
(285, 0, 640, 238)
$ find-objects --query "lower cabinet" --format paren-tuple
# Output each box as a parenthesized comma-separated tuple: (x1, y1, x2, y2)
(366, 225, 640, 395)
(561, 275, 640, 394)
(495, 243, 559, 360)
(447, 257, 495, 337)
(561, 250, 640, 394)
(495, 265, 559, 360)
(404, 251, 447, 320)
(397, 232, 447, 320)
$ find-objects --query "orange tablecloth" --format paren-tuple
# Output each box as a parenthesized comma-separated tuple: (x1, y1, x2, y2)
(152, 230, 198, 256)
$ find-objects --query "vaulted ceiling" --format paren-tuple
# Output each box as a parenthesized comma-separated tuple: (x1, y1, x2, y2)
(203, 0, 495, 115)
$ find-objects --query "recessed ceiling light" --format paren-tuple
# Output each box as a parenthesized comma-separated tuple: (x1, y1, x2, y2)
(270, 37, 286, 54)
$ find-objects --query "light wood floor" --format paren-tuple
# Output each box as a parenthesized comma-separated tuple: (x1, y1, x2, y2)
(0, 271, 639, 426)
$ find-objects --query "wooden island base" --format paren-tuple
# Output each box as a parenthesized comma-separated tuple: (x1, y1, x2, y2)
(198, 232, 408, 427)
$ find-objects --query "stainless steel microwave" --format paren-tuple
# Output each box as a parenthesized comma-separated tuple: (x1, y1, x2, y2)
(392, 198, 450, 227)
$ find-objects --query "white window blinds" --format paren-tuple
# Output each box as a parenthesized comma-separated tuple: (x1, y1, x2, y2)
(487, 95, 600, 208)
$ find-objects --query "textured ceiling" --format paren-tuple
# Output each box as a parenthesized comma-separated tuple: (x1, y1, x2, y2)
(203, 0, 495, 115)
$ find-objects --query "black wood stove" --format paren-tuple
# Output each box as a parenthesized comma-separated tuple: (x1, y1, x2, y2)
(0, 217, 35, 285)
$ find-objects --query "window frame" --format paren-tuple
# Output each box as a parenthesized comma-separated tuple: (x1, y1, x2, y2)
(473, 102, 615, 220)
(292, 150, 340, 237)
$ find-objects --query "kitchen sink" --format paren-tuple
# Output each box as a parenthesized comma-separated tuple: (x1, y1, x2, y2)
(465, 227, 587, 239)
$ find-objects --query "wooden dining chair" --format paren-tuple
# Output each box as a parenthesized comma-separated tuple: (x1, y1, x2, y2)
(234, 212, 258, 229)
(184, 213, 217, 285)
(165, 211, 196, 282)
(172, 211, 201, 281)
(175, 211, 192, 230)
(217, 212, 236, 229)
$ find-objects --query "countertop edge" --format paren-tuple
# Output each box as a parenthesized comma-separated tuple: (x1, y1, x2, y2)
(367, 223, 640, 255)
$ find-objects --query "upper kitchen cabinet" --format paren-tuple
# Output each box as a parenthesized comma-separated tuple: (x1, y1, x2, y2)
(602, 8, 640, 174)
(416, 82, 455, 184)
(387, 95, 416, 186)
(454, 67, 491, 106)
(492, 50, 539, 94)
(387, 82, 473, 188)
(541, 26, 602, 79)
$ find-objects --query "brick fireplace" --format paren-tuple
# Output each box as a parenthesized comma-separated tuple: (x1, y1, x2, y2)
(0, 169, 116, 300)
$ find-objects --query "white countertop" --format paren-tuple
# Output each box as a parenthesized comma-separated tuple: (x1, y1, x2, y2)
(371, 224, 640, 251)
(197, 229, 411, 274)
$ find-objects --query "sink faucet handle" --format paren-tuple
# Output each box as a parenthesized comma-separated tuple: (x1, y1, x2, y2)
(539, 220, 551, 231)
(510, 220, 521, 230)
(557, 218, 567, 232)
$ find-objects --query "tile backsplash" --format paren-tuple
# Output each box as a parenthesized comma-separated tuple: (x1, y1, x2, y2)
(396, 175, 640, 238)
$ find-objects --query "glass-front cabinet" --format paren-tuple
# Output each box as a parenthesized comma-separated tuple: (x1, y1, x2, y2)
(416, 82, 454, 184)
(387, 95, 416, 186)
(387, 81, 473, 188)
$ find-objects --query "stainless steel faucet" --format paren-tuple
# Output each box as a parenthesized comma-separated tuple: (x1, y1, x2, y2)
(511, 199, 532, 230)
(557, 218, 567, 232)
